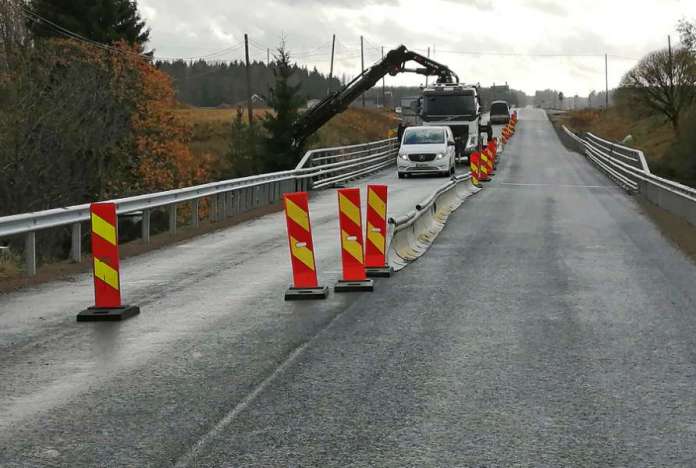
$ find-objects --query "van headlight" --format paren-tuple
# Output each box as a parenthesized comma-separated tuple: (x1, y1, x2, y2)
(399, 153, 409, 160)
(436, 153, 445, 159)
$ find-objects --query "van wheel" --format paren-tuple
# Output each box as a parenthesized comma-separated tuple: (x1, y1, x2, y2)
(398, 172, 405, 179)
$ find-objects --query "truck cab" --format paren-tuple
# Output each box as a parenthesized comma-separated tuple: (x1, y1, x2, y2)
(417, 84, 485, 160)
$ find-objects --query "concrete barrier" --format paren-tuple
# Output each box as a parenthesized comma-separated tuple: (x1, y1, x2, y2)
(387, 174, 481, 271)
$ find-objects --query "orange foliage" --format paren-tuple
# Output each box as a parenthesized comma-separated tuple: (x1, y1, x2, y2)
(112, 43, 212, 192)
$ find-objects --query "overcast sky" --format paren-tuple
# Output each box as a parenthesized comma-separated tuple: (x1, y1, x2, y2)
(139, 0, 696, 96)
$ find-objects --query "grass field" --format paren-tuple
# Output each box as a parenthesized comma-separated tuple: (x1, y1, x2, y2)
(557, 108, 675, 163)
(174, 106, 400, 164)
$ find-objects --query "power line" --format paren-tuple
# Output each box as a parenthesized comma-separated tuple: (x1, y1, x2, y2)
(21, 5, 246, 63)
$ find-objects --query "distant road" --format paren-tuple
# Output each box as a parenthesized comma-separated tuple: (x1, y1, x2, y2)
(2, 108, 696, 466)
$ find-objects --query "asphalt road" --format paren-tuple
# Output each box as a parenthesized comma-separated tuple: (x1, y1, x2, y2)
(3, 108, 696, 466)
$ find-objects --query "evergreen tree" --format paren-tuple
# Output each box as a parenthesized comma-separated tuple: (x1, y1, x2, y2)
(225, 106, 260, 177)
(262, 44, 304, 171)
(28, 0, 150, 46)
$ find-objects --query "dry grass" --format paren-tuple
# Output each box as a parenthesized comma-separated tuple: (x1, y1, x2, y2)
(175, 106, 400, 163)
(0, 249, 21, 280)
(558, 108, 675, 162)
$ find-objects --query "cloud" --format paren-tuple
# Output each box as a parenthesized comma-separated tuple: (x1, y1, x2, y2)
(522, 0, 568, 16)
(138, 0, 696, 95)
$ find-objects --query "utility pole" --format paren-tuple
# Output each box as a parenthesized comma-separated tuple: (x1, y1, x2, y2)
(360, 35, 365, 108)
(381, 46, 385, 108)
(425, 46, 430, 87)
(244, 33, 253, 125)
(329, 34, 336, 94)
(604, 53, 609, 110)
(267, 48, 270, 66)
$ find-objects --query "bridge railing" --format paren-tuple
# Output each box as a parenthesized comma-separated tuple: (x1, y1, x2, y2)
(0, 137, 399, 276)
(296, 138, 399, 189)
(563, 126, 696, 227)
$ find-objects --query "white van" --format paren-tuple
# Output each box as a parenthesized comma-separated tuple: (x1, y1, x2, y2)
(397, 126, 456, 178)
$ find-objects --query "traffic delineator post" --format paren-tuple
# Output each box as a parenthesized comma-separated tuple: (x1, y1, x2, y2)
(335, 188, 374, 292)
(283, 192, 329, 300)
(483, 147, 495, 176)
(77, 203, 140, 322)
(488, 140, 497, 167)
(479, 150, 492, 182)
(470, 151, 481, 187)
(364, 185, 392, 278)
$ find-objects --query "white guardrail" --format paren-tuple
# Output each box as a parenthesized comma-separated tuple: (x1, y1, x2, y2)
(562, 126, 696, 227)
(0, 138, 399, 276)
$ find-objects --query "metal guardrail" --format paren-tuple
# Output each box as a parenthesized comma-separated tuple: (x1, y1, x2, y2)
(296, 137, 399, 189)
(388, 172, 479, 271)
(584, 133, 651, 173)
(563, 125, 696, 227)
(0, 137, 398, 276)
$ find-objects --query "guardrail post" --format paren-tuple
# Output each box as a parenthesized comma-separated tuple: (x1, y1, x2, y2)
(210, 196, 218, 223)
(191, 198, 199, 228)
(142, 209, 151, 244)
(169, 204, 177, 235)
(25, 231, 36, 276)
(226, 192, 233, 217)
(217, 193, 225, 220)
(70, 222, 82, 263)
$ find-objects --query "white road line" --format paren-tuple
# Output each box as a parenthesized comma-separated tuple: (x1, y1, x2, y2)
(500, 182, 610, 189)
(173, 304, 348, 467)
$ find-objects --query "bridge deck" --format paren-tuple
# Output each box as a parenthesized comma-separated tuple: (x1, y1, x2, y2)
(2, 109, 696, 466)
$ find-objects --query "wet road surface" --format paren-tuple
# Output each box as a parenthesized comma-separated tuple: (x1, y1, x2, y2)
(3, 109, 696, 466)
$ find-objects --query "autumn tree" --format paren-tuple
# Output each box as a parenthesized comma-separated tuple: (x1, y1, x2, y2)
(262, 44, 304, 172)
(678, 18, 696, 52)
(27, 0, 150, 46)
(619, 47, 696, 133)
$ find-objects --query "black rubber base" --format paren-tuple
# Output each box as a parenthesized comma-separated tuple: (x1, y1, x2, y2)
(77, 305, 140, 322)
(285, 286, 329, 301)
(366, 266, 392, 278)
(334, 279, 375, 292)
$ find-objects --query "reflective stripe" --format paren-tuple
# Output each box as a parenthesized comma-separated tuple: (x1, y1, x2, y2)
(368, 189, 386, 220)
(339, 193, 361, 227)
(94, 258, 119, 290)
(342, 229, 364, 263)
(286, 198, 310, 232)
(290, 235, 315, 271)
(91, 213, 117, 246)
(367, 222, 385, 254)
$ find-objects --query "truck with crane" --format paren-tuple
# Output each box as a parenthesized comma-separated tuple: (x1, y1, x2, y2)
(290, 45, 490, 160)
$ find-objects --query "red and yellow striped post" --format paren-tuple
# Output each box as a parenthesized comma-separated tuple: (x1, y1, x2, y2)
(283, 192, 328, 300)
(483, 146, 495, 176)
(470, 151, 481, 186)
(502, 127, 510, 144)
(335, 188, 374, 292)
(488, 140, 497, 167)
(365, 185, 392, 278)
(480, 150, 492, 182)
(77, 203, 140, 321)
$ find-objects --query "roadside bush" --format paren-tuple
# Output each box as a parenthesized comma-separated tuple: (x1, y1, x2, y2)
(0, 38, 211, 262)
(663, 110, 696, 187)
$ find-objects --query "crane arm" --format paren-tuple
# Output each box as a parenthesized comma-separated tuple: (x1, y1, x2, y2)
(291, 45, 458, 149)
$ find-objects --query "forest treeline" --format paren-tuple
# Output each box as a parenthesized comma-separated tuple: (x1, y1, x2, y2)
(156, 60, 341, 107)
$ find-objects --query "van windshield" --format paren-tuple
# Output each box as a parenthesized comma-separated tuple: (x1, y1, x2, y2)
(402, 128, 445, 145)
(490, 102, 509, 115)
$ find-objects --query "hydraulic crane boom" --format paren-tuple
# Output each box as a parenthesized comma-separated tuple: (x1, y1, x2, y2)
(291, 45, 458, 149)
